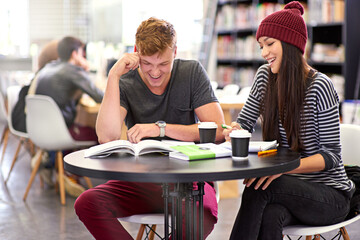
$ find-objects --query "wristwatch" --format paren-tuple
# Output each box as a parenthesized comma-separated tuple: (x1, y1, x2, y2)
(155, 120, 166, 137)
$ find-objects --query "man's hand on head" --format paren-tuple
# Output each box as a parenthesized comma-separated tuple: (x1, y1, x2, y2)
(109, 52, 140, 79)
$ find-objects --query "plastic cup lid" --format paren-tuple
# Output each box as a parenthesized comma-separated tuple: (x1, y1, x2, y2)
(230, 129, 252, 138)
(198, 122, 218, 129)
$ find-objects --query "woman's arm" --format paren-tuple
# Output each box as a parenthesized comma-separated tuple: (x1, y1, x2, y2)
(244, 154, 326, 190)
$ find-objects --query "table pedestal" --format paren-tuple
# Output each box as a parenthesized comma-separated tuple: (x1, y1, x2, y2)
(163, 182, 205, 240)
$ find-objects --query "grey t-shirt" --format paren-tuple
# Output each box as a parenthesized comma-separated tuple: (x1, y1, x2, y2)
(119, 59, 217, 139)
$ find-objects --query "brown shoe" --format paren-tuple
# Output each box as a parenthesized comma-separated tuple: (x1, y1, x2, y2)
(63, 175, 85, 198)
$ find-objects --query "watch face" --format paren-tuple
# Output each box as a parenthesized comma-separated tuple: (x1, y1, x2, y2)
(157, 121, 166, 127)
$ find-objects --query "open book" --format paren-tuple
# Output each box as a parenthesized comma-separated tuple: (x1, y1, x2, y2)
(84, 139, 175, 158)
(220, 140, 278, 152)
(169, 143, 232, 161)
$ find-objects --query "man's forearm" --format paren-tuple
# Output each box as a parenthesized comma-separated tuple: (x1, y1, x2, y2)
(96, 74, 123, 143)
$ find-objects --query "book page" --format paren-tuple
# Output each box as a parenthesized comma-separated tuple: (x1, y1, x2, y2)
(84, 140, 135, 158)
(84, 139, 181, 158)
(219, 140, 277, 152)
(248, 140, 277, 152)
(136, 140, 174, 155)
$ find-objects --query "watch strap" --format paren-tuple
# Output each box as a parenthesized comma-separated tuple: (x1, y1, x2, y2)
(155, 121, 166, 137)
(159, 126, 165, 137)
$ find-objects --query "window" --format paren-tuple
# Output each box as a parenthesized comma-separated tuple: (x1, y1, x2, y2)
(0, 0, 29, 56)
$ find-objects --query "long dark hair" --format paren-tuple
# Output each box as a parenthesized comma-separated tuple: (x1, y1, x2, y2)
(260, 41, 313, 151)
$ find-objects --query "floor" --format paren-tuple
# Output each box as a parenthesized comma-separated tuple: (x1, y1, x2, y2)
(1, 126, 360, 240)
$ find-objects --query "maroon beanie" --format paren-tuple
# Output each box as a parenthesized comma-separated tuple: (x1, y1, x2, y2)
(256, 1, 307, 54)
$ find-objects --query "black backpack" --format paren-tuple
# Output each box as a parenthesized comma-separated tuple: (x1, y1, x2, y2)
(345, 165, 360, 219)
(11, 84, 30, 133)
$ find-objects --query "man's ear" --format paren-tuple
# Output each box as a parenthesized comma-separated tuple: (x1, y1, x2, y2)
(174, 46, 177, 58)
(70, 49, 78, 60)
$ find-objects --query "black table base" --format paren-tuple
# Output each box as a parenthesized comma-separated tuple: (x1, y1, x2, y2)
(163, 182, 205, 240)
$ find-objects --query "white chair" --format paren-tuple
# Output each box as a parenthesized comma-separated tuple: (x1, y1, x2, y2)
(4, 85, 32, 183)
(237, 86, 251, 103)
(283, 123, 360, 240)
(223, 84, 240, 96)
(216, 84, 241, 103)
(118, 182, 220, 240)
(0, 92, 10, 165)
(24, 95, 96, 205)
(210, 81, 218, 92)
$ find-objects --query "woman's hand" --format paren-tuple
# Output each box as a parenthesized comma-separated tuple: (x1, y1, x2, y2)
(244, 173, 282, 190)
(222, 121, 242, 141)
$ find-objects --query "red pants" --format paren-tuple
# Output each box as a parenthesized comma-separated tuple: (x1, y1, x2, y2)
(74, 181, 218, 240)
(69, 123, 98, 142)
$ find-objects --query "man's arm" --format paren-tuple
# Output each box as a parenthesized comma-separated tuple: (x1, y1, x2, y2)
(194, 102, 225, 142)
(96, 53, 139, 143)
(127, 102, 225, 143)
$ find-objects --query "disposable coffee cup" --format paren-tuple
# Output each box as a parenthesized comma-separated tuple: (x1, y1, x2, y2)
(230, 130, 252, 161)
(198, 122, 218, 143)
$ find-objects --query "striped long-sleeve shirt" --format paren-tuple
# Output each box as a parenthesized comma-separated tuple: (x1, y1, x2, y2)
(238, 64, 354, 193)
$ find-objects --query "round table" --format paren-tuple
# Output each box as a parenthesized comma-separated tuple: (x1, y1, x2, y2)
(64, 147, 300, 240)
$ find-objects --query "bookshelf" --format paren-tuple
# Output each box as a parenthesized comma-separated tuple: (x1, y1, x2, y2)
(214, 0, 359, 102)
(344, 0, 360, 100)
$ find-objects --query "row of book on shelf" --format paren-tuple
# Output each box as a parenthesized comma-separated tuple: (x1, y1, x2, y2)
(311, 43, 345, 63)
(216, 2, 307, 31)
(216, 66, 256, 88)
(216, 0, 344, 31)
(217, 35, 261, 60)
(217, 37, 345, 65)
(215, 67, 345, 103)
(308, 0, 344, 24)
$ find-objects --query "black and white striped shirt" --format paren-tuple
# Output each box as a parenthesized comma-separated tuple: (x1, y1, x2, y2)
(238, 64, 354, 193)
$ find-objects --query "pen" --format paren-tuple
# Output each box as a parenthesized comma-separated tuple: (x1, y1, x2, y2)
(221, 124, 231, 129)
(258, 149, 277, 156)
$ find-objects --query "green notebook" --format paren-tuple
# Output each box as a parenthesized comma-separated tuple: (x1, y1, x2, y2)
(170, 143, 232, 161)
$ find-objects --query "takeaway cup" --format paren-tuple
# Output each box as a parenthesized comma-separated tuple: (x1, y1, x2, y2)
(198, 122, 218, 143)
(230, 129, 252, 160)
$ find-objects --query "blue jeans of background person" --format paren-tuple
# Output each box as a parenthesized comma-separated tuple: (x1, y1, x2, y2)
(230, 175, 354, 240)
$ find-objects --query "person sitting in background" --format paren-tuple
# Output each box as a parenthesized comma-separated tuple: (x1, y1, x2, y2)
(11, 39, 59, 189)
(37, 39, 60, 70)
(30, 36, 104, 197)
(74, 17, 225, 239)
(12, 39, 59, 133)
(222, 2, 355, 239)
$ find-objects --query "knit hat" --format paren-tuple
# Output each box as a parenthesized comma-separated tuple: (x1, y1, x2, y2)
(256, 1, 307, 54)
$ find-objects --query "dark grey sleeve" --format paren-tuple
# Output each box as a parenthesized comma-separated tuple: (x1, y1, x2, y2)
(191, 61, 218, 109)
(119, 82, 129, 111)
(72, 69, 104, 103)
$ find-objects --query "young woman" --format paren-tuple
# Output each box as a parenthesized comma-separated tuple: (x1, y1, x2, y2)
(223, 2, 355, 239)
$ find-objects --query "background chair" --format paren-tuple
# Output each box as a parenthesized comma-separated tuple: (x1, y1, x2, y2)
(0, 92, 10, 166)
(210, 81, 218, 92)
(118, 182, 220, 240)
(214, 83, 240, 102)
(24, 94, 96, 205)
(3, 85, 33, 183)
(283, 123, 360, 240)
